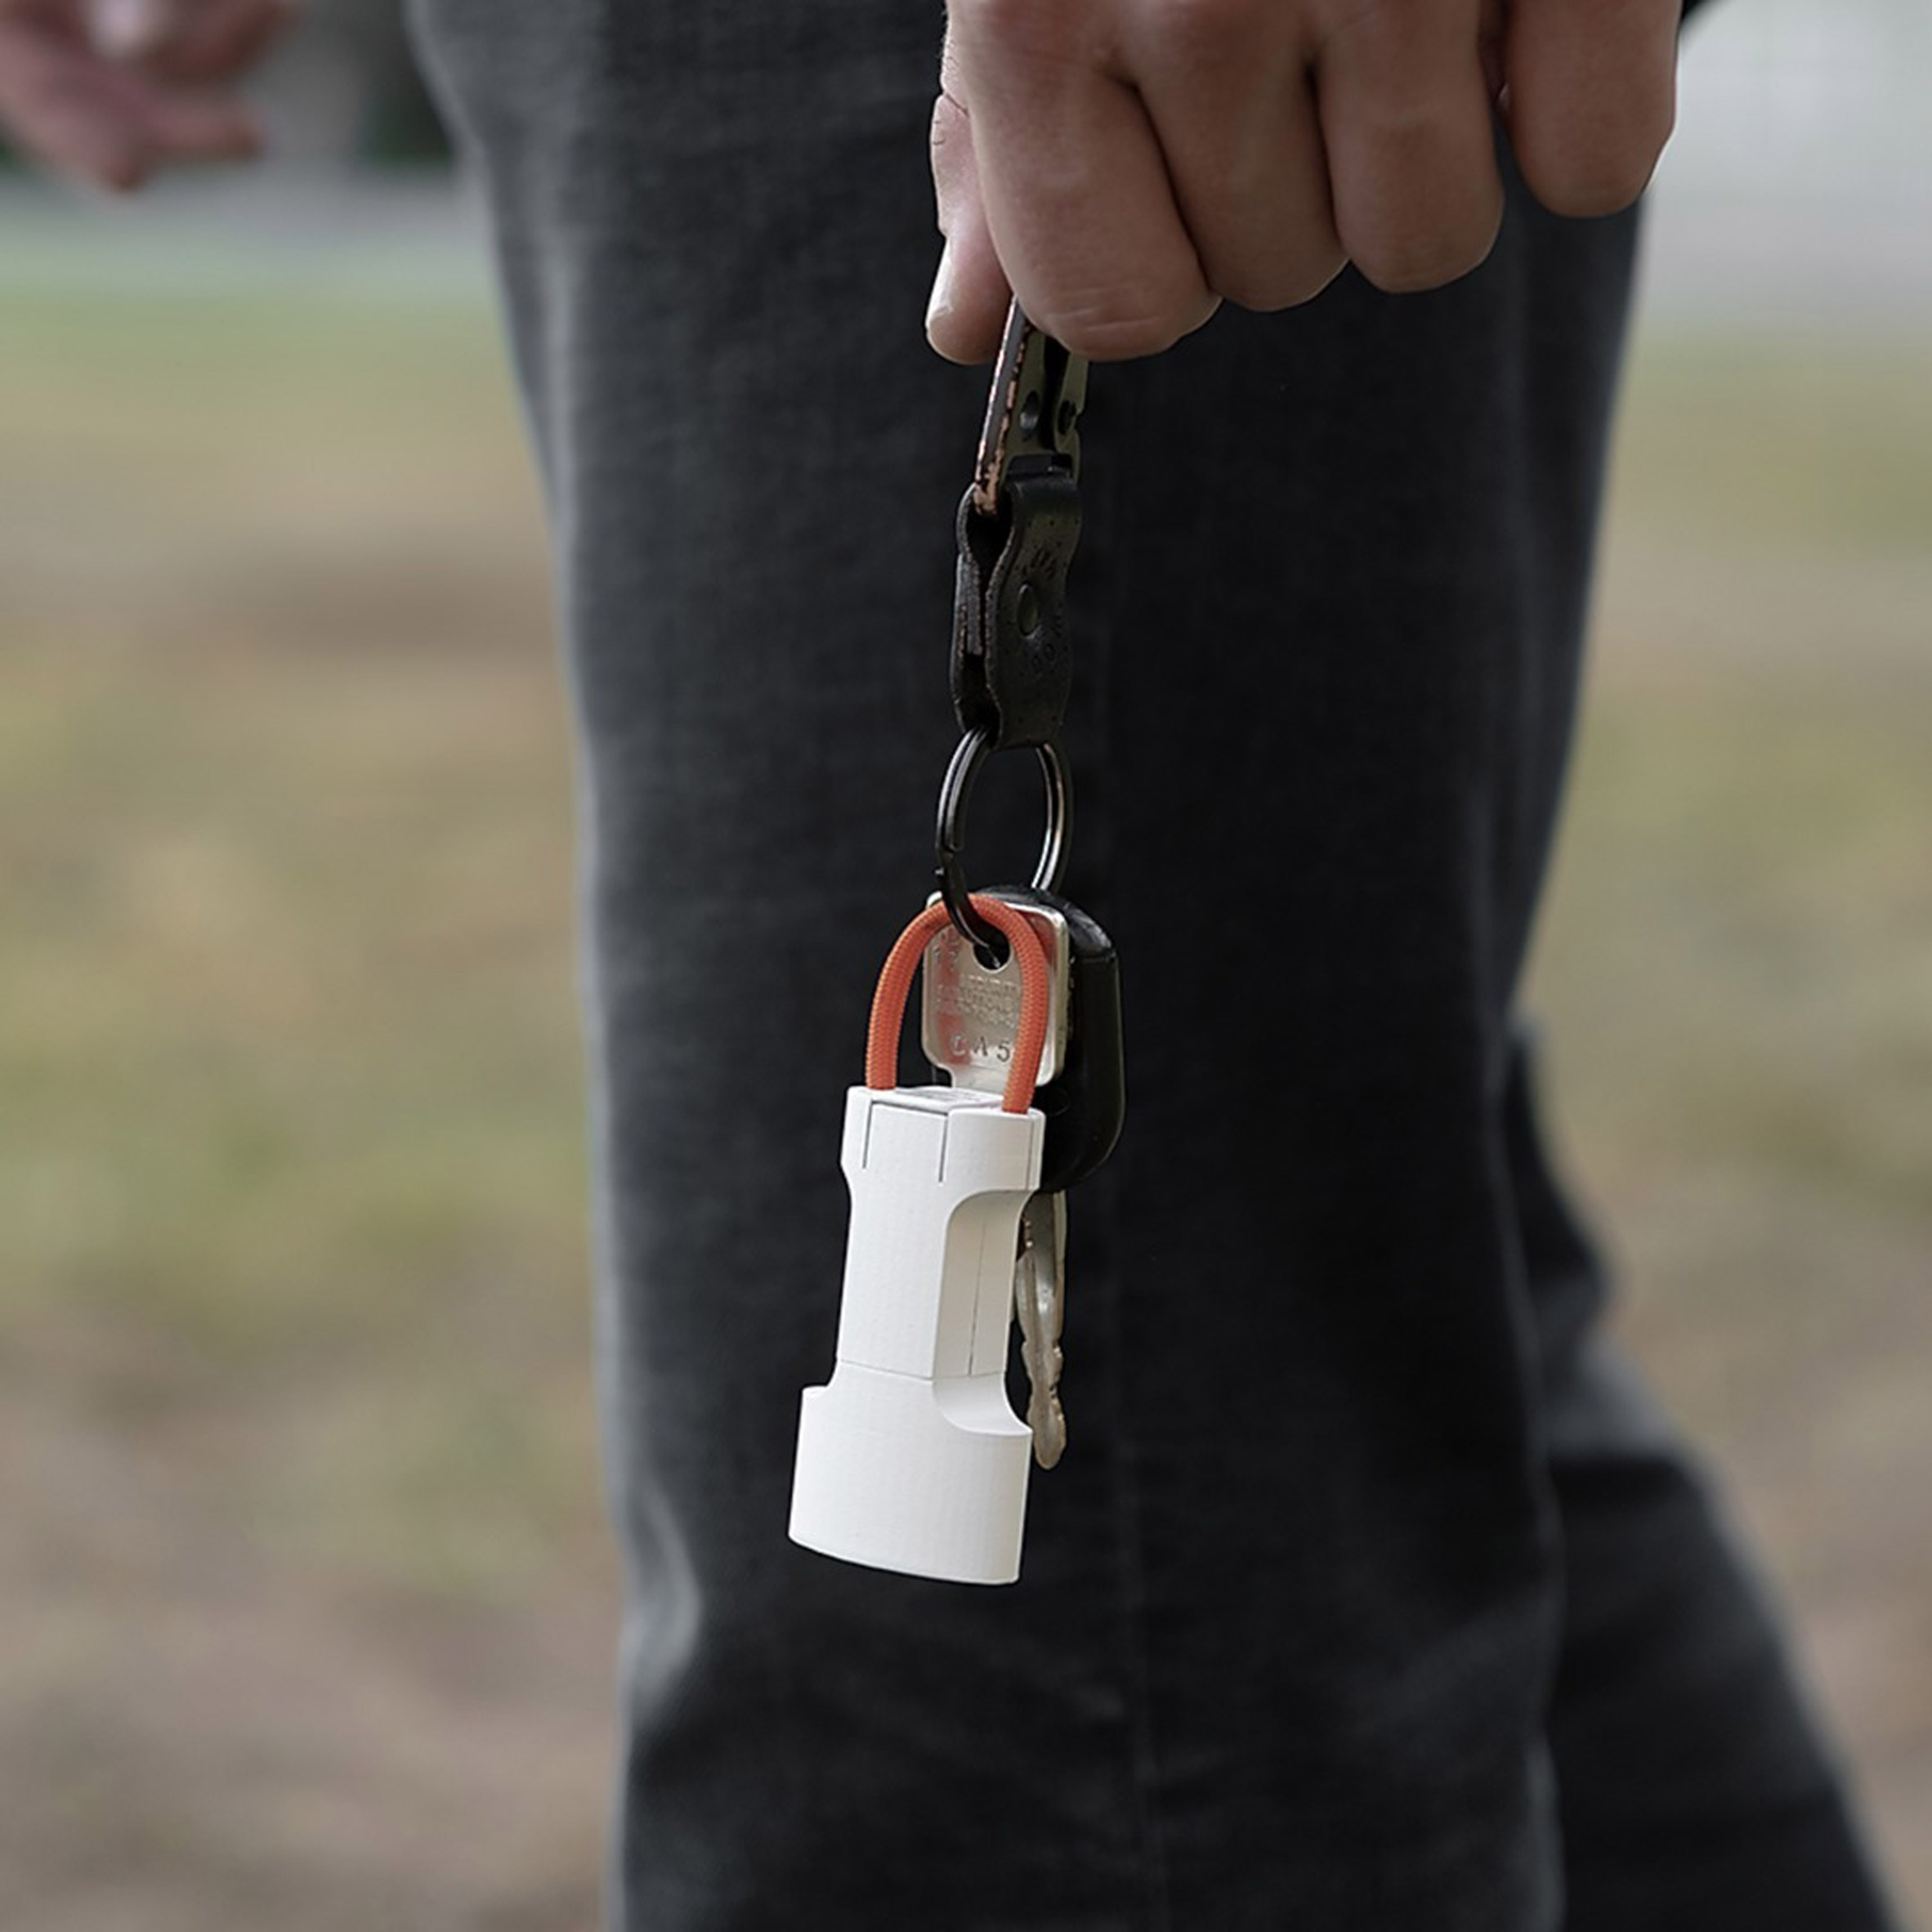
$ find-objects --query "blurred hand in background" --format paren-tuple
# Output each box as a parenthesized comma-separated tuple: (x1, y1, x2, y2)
(0, 0, 295, 191)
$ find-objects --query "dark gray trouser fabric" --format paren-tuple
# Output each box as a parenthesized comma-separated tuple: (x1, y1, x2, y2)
(408, 7, 1898, 1929)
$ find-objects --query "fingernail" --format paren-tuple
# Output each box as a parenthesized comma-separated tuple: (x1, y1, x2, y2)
(925, 239, 956, 338)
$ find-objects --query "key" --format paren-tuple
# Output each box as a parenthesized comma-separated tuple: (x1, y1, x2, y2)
(1015, 1189, 1068, 1468)
(922, 898, 1071, 1096)
(1025, 892, 1125, 1196)
(924, 885, 1125, 1465)
(922, 885, 1124, 1187)
(922, 897, 1078, 1465)
(1007, 888, 1123, 1462)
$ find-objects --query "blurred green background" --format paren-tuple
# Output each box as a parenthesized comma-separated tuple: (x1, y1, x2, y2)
(2, 4, 1928, 1929)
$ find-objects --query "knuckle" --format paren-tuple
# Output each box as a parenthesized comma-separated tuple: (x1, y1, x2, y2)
(952, 0, 1080, 60)
(1523, 99, 1676, 218)
(1050, 313, 1186, 360)
(1531, 149, 1658, 218)
(1353, 220, 1497, 294)
(1316, 0, 1438, 54)
(1036, 291, 1200, 360)
(1536, 175, 1636, 220)
(1150, 0, 1261, 50)
(1357, 90, 1462, 155)
(1217, 249, 1348, 312)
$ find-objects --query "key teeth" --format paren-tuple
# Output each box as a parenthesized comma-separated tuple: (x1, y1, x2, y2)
(1013, 1190, 1069, 1470)
(1030, 1400, 1067, 1470)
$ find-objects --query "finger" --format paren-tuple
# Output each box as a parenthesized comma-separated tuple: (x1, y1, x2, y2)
(927, 83, 1013, 364)
(0, 29, 153, 188)
(1478, 0, 1508, 105)
(1505, 0, 1677, 217)
(136, 83, 261, 162)
(1314, 0, 1504, 293)
(944, 0, 1217, 361)
(93, 0, 297, 87)
(1134, 29, 1344, 314)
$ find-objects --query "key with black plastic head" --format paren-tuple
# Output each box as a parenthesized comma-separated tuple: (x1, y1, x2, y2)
(922, 886, 1125, 1465)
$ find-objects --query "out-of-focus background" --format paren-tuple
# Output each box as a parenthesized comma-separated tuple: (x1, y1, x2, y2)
(1, 1, 1926, 1925)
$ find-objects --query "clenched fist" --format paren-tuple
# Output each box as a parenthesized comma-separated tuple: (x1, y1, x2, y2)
(928, 0, 1679, 360)
(0, 0, 296, 191)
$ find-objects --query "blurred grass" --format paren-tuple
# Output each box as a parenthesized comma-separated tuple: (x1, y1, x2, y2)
(0, 287, 593, 1499)
(0, 278, 609, 1930)
(1534, 328, 1932, 1918)
(1, 258, 1928, 1926)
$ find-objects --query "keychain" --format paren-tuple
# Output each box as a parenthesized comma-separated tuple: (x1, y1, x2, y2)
(789, 306, 1124, 1585)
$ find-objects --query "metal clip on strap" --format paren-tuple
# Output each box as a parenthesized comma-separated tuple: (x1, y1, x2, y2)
(950, 306, 1088, 750)
(939, 306, 1089, 957)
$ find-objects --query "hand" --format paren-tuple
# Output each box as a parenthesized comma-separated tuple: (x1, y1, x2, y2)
(928, 0, 1679, 361)
(0, 0, 297, 192)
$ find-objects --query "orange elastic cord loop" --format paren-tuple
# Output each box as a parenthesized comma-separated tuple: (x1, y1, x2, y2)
(865, 897, 1051, 1115)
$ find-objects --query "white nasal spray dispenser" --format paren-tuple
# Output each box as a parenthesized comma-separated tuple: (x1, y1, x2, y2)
(789, 1085, 1041, 1584)
(789, 899, 1049, 1585)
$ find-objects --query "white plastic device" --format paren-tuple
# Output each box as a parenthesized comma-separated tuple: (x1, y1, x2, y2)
(789, 1083, 1043, 1585)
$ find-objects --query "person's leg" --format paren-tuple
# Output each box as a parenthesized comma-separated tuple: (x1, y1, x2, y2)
(1083, 194, 1897, 1929)
(409, 4, 1898, 1926)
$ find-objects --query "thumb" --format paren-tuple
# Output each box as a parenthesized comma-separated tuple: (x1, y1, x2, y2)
(927, 83, 1011, 364)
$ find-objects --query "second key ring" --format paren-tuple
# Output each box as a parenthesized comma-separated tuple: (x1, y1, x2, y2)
(934, 729, 1070, 964)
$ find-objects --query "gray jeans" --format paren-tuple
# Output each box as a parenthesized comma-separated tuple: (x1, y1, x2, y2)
(409, 6, 1896, 1927)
